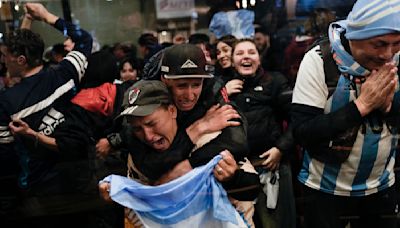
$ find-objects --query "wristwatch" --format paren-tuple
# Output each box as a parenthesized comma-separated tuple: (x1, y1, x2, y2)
(107, 133, 122, 149)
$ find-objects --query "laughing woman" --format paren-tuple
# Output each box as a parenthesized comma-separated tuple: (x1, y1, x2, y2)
(226, 38, 296, 228)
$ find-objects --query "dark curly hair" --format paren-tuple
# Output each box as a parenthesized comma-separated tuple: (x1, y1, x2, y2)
(304, 8, 336, 37)
(4, 29, 44, 68)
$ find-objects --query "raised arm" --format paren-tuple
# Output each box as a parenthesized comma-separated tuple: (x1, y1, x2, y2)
(25, 3, 92, 57)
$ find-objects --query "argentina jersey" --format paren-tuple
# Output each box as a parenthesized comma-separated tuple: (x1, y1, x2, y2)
(298, 124, 396, 196)
(298, 76, 397, 196)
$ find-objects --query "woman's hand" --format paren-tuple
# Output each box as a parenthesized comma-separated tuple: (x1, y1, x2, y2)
(259, 147, 282, 171)
(225, 79, 244, 96)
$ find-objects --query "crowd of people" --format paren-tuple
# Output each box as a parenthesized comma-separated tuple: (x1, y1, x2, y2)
(1, 0, 400, 228)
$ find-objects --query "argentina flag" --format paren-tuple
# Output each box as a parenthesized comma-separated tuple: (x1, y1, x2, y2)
(209, 9, 254, 39)
(101, 156, 247, 228)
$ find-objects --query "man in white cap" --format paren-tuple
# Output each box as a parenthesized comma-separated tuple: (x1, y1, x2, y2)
(292, 0, 400, 227)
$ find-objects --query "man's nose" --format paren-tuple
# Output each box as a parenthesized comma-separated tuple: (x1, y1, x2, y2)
(143, 127, 154, 142)
(380, 46, 395, 61)
(186, 87, 196, 100)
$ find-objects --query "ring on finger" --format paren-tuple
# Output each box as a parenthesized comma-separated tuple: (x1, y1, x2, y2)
(217, 167, 223, 174)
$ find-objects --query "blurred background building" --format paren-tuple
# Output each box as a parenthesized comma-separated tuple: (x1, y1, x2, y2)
(0, 0, 356, 57)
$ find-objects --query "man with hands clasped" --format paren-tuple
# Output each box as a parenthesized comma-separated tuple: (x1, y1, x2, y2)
(292, 0, 400, 227)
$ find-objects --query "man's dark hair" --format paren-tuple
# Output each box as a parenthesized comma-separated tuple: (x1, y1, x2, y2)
(255, 26, 269, 36)
(113, 42, 136, 56)
(304, 8, 336, 37)
(51, 43, 68, 57)
(138, 33, 158, 48)
(188, 33, 210, 45)
(138, 33, 162, 64)
(4, 29, 44, 68)
(80, 50, 119, 88)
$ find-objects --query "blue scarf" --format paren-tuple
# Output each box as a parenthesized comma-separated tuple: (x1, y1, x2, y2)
(328, 21, 399, 112)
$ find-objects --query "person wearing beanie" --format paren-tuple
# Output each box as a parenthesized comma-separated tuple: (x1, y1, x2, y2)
(292, 0, 400, 227)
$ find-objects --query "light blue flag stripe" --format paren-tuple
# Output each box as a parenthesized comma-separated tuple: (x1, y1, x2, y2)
(298, 150, 312, 184)
(102, 155, 241, 226)
(319, 76, 349, 191)
(351, 127, 380, 196)
(377, 131, 397, 190)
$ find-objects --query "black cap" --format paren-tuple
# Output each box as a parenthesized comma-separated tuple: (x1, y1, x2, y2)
(116, 80, 171, 119)
(161, 44, 213, 79)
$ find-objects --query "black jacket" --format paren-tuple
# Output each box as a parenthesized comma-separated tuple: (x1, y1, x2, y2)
(230, 68, 294, 159)
(51, 82, 131, 195)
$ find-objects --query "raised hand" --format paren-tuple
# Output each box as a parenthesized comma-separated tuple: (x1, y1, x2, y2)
(25, 3, 58, 24)
(355, 62, 397, 116)
(225, 79, 244, 96)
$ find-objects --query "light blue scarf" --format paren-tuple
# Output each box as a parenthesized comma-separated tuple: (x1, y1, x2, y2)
(328, 20, 399, 112)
